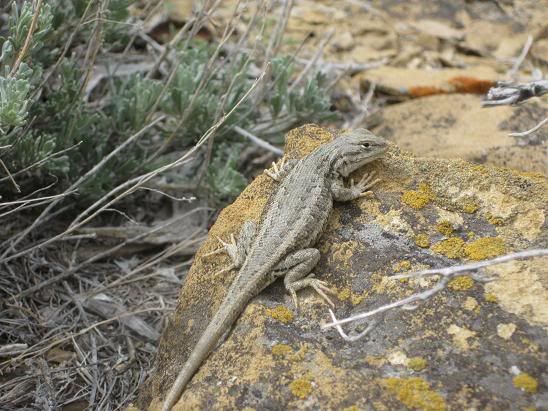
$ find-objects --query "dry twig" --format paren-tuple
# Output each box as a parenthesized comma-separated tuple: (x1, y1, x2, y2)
(508, 116, 548, 137)
(9, 0, 44, 77)
(323, 249, 548, 339)
(482, 79, 548, 106)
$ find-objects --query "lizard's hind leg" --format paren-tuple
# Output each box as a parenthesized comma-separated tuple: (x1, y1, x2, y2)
(274, 249, 336, 309)
(264, 157, 298, 182)
(204, 221, 256, 273)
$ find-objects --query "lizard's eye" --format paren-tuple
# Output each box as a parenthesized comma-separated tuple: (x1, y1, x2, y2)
(361, 143, 370, 149)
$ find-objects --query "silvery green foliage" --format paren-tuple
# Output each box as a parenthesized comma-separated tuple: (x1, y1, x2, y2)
(0, 0, 334, 206)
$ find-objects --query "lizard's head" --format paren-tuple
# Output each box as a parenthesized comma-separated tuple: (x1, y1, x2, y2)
(330, 129, 388, 177)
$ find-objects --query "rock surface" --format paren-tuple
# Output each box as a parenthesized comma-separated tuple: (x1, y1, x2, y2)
(137, 125, 547, 410)
(374, 94, 547, 174)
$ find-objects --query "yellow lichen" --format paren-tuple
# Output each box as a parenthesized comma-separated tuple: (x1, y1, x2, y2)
(381, 377, 446, 411)
(461, 200, 479, 214)
(432, 237, 465, 259)
(464, 237, 506, 260)
(484, 292, 498, 303)
(289, 378, 312, 399)
(512, 373, 538, 393)
(486, 212, 504, 226)
(393, 260, 412, 272)
(415, 233, 430, 248)
(350, 293, 365, 305)
(271, 344, 293, 357)
(448, 276, 474, 291)
(337, 288, 365, 305)
(401, 191, 431, 209)
(338, 289, 351, 301)
(436, 221, 454, 236)
(342, 406, 360, 411)
(408, 357, 428, 371)
(266, 306, 294, 324)
(331, 240, 359, 269)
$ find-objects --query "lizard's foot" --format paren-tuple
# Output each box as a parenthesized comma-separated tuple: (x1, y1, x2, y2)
(264, 157, 286, 182)
(205, 235, 239, 278)
(204, 234, 238, 260)
(204, 221, 256, 271)
(349, 171, 381, 198)
(287, 274, 336, 310)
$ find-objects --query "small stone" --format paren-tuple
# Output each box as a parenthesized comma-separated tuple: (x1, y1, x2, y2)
(333, 31, 355, 51)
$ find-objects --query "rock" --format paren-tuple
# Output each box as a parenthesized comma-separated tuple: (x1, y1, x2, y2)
(374, 94, 548, 173)
(332, 31, 355, 52)
(359, 66, 499, 100)
(137, 125, 547, 410)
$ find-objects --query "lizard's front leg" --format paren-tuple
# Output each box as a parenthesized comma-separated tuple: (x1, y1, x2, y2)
(272, 249, 335, 309)
(331, 171, 380, 202)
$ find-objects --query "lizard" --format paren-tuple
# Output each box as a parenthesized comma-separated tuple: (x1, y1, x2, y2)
(162, 129, 388, 410)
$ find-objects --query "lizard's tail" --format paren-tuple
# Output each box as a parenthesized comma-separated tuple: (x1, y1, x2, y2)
(162, 284, 254, 411)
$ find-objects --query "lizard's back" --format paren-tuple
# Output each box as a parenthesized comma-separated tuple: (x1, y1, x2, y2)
(241, 152, 333, 277)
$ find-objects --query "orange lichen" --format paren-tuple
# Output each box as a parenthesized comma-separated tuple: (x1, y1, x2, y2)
(464, 237, 506, 260)
(409, 86, 445, 97)
(448, 76, 495, 94)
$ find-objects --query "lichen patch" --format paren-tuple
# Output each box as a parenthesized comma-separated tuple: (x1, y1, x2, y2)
(380, 377, 446, 411)
(447, 324, 477, 351)
(485, 260, 548, 327)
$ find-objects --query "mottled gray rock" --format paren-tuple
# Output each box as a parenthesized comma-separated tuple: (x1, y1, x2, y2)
(137, 124, 547, 411)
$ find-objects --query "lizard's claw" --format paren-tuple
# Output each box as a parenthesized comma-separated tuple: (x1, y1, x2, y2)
(264, 157, 286, 182)
(288, 274, 336, 310)
(310, 280, 336, 308)
(212, 263, 236, 279)
(351, 171, 381, 198)
(204, 234, 238, 258)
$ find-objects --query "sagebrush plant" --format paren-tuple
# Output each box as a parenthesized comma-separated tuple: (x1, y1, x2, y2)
(0, 0, 334, 205)
(0, 1, 336, 408)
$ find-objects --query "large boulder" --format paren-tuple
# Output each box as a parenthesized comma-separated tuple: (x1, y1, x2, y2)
(137, 124, 547, 410)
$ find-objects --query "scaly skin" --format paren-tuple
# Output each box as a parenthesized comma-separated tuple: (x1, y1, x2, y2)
(162, 129, 388, 410)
